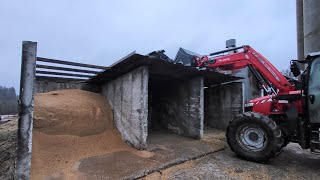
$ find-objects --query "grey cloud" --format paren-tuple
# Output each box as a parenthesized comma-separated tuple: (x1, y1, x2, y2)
(0, 0, 296, 91)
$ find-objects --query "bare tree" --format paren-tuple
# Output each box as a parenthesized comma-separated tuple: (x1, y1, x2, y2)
(0, 86, 18, 115)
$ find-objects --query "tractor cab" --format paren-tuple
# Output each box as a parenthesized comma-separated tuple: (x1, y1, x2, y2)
(305, 52, 320, 153)
(291, 51, 320, 154)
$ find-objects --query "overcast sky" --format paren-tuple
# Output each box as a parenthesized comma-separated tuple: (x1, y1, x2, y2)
(0, 0, 296, 91)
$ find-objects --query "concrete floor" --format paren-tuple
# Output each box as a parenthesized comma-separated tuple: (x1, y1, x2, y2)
(69, 129, 226, 179)
(141, 143, 320, 180)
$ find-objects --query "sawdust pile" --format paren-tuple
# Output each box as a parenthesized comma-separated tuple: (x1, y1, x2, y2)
(31, 130, 136, 179)
(31, 89, 148, 179)
(34, 89, 112, 136)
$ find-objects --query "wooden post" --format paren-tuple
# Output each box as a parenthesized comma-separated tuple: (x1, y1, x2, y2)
(15, 41, 37, 180)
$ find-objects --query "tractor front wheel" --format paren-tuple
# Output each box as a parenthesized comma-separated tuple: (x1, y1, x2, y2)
(226, 112, 283, 162)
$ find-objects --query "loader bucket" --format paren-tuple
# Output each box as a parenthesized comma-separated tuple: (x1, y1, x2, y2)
(174, 47, 202, 66)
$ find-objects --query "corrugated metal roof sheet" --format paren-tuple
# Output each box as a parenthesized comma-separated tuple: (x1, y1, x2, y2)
(88, 52, 241, 86)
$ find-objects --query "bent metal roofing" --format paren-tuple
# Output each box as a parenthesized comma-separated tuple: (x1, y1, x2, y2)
(88, 52, 241, 86)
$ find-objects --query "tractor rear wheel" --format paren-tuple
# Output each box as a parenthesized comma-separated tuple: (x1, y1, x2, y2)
(226, 112, 283, 162)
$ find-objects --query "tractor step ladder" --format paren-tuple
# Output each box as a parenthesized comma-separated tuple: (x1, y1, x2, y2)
(310, 128, 320, 154)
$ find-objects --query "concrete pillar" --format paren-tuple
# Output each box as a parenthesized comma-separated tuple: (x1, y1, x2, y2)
(188, 76, 204, 138)
(297, 0, 304, 60)
(303, 0, 320, 56)
(15, 41, 37, 180)
(101, 66, 149, 149)
(150, 76, 204, 139)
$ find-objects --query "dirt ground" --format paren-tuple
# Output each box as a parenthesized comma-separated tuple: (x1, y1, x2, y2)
(0, 118, 17, 180)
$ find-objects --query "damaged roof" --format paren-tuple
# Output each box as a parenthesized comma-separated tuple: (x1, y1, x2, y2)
(88, 52, 241, 86)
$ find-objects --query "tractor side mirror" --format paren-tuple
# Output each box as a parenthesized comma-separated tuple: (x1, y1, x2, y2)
(290, 61, 300, 77)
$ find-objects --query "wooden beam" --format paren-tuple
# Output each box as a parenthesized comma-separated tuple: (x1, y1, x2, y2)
(37, 57, 110, 70)
(36, 70, 93, 78)
(36, 64, 101, 74)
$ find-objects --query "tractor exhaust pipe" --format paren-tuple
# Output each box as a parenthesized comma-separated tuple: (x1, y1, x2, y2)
(226, 39, 237, 54)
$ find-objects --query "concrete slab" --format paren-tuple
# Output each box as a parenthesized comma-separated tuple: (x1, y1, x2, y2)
(75, 151, 154, 179)
(141, 144, 320, 180)
(70, 129, 225, 179)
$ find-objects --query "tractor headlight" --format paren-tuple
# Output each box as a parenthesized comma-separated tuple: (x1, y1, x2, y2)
(244, 102, 254, 107)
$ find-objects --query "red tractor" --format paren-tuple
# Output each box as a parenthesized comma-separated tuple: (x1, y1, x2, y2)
(193, 42, 320, 162)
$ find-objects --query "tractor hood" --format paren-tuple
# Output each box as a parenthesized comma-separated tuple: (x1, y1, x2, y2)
(245, 96, 272, 108)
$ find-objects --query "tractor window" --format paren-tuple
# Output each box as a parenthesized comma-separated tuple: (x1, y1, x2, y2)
(309, 57, 320, 89)
(308, 57, 320, 124)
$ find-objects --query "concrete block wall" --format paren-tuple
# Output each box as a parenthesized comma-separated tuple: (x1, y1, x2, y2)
(149, 76, 204, 139)
(204, 82, 243, 130)
(101, 66, 149, 150)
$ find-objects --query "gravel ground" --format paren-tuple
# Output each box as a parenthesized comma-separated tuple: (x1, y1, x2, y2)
(142, 143, 320, 180)
(0, 118, 17, 180)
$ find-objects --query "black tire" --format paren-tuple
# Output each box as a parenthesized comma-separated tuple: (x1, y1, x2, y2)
(226, 112, 284, 162)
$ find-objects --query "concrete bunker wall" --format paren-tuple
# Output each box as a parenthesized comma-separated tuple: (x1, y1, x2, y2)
(233, 68, 261, 102)
(149, 76, 204, 139)
(34, 65, 205, 150)
(101, 66, 149, 149)
(35, 81, 99, 93)
(33, 63, 255, 148)
(204, 82, 243, 130)
(101, 66, 204, 149)
(204, 68, 261, 130)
